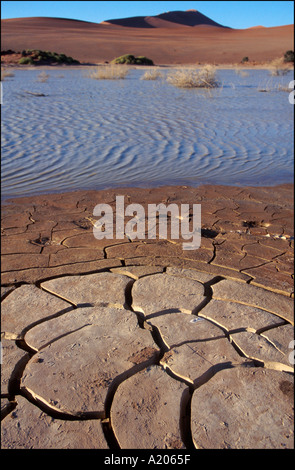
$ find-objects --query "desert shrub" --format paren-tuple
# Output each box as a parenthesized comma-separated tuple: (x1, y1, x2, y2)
(18, 50, 80, 65)
(66, 56, 79, 64)
(167, 65, 219, 89)
(49, 52, 62, 63)
(140, 68, 163, 80)
(18, 57, 34, 65)
(269, 58, 290, 76)
(111, 54, 154, 65)
(241, 56, 249, 63)
(111, 54, 136, 64)
(284, 50, 294, 63)
(65, 56, 79, 64)
(89, 65, 129, 80)
(1, 49, 16, 55)
(31, 50, 42, 59)
(135, 56, 154, 65)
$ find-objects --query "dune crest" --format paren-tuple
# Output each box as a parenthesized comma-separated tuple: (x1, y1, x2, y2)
(103, 9, 229, 28)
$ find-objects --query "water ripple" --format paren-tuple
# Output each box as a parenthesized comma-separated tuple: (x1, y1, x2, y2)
(1, 68, 293, 198)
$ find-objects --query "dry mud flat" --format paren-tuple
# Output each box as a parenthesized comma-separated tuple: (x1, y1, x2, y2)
(1, 184, 294, 449)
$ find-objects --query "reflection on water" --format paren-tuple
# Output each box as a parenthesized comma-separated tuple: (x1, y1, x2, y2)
(1, 68, 294, 199)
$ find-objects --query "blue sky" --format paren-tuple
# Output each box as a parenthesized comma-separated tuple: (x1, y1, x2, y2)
(1, 1, 294, 29)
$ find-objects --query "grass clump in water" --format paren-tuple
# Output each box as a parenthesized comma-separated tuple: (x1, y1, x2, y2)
(235, 68, 249, 77)
(140, 68, 163, 80)
(36, 71, 50, 82)
(268, 58, 291, 76)
(166, 65, 219, 88)
(1, 67, 15, 79)
(89, 65, 130, 80)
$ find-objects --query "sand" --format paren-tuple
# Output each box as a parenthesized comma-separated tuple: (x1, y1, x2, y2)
(1, 15, 294, 65)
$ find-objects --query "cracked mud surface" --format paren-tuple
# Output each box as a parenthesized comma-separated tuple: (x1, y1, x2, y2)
(1, 184, 294, 449)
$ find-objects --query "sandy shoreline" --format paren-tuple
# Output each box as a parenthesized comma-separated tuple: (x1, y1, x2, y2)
(1, 181, 294, 204)
(2, 62, 294, 70)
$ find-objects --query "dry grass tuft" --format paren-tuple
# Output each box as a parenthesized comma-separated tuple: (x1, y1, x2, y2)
(166, 65, 219, 88)
(235, 69, 249, 77)
(268, 58, 291, 76)
(37, 71, 50, 82)
(140, 68, 163, 80)
(89, 65, 129, 80)
(1, 67, 15, 80)
(277, 84, 291, 92)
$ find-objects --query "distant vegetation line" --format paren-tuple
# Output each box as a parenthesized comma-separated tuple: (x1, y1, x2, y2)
(1, 49, 80, 65)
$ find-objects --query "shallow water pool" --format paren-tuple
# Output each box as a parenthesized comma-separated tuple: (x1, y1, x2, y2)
(1, 67, 294, 199)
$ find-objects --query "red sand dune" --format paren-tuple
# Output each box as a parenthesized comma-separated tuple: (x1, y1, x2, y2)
(103, 9, 229, 28)
(1, 10, 293, 65)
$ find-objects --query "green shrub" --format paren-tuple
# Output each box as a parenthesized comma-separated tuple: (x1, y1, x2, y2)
(66, 56, 79, 64)
(18, 57, 34, 65)
(135, 56, 154, 65)
(18, 49, 80, 65)
(111, 54, 136, 64)
(241, 56, 249, 63)
(111, 54, 153, 65)
(284, 50, 294, 63)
